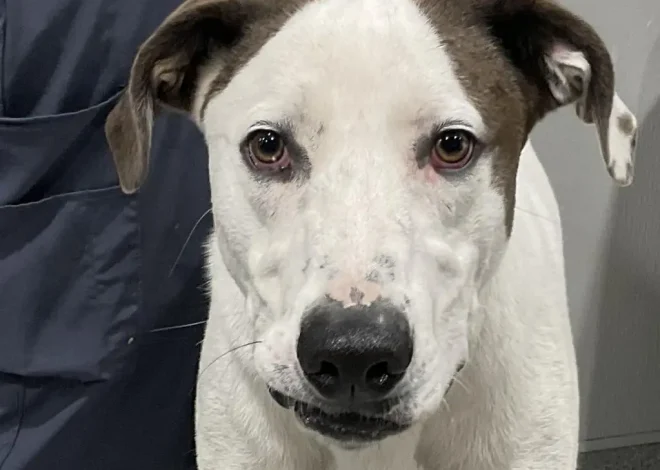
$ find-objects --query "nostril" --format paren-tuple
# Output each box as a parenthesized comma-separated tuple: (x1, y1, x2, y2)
(317, 361, 340, 386)
(305, 360, 341, 395)
(365, 361, 405, 394)
(319, 361, 339, 377)
(365, 362, 390, 389)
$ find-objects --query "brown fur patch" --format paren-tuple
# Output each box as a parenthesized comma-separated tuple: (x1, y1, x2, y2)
(618, 113, 635, 136)
(416, 0, 526, 235)
(415, 0, 614, 235)
(199, 0, 312, 118)
(106, 0, 313, 192)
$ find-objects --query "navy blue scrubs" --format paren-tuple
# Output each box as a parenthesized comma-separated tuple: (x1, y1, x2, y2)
(0, 1, 211, 468)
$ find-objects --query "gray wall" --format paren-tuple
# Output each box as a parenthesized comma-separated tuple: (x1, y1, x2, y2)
(531, 0, 660, 451)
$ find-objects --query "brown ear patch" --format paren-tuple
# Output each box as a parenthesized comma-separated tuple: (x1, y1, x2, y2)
(105, 91, 154, 194)
(105, 0, 312, 193)
(417, 0, 626, 235)
(135, 0, 255, 114)
(199, 0, 311, 118)
(416, 0, 528, 235)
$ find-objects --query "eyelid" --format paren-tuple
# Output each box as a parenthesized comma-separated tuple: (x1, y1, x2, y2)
(434, 122, 487, 150)
(440, 125, 473, 133)
(249, 121, 277, 131)
(244, 121, 294, 147)
(436, 120, 477, 134)
(246, 127, 279, 140)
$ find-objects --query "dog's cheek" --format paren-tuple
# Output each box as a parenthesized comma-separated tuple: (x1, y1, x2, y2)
(404, 248, 474, 412)
(453, 163, 510, 284)
(253, 320, 302, 392)
(472, 193, 510, 283)
(409, 321, 469, 418)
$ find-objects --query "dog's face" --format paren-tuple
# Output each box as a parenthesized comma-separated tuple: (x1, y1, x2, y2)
(106, 0, 636, 447)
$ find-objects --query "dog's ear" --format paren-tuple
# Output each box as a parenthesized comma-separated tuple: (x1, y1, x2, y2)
(482, 0, 637, 186)
(106, 0, 258, 194)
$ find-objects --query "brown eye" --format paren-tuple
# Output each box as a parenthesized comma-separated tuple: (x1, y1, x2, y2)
(431, 129, 475, 169)
(247, 129, 289, 169)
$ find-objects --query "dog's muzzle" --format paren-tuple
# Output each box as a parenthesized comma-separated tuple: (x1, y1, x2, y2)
(270, 300, 414, 443)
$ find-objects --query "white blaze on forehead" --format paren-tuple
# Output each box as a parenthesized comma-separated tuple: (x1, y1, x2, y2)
(203, 0, 485, 144)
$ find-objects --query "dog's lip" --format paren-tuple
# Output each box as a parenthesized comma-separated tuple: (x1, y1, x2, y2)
(268, 389, 408, 442)
(270, 388, 295, 408)
(294, 402, 407, 443)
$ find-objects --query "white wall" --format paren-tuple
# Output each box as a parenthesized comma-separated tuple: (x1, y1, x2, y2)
(531, 0, 660, 451)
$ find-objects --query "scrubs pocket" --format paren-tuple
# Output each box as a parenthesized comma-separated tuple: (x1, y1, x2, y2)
(0, 91, 141, 383)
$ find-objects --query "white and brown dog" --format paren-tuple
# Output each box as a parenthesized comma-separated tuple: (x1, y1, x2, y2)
(105, 0, 638, 468)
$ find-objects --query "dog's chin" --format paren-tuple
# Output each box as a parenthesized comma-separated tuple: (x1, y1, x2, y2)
(268, 389, 410, 445)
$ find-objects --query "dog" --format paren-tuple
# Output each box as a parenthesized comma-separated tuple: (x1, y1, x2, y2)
(105, 0, 638, 468)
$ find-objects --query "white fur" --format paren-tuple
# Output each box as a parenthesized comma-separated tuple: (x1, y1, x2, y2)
(196, 142, 577, 470)
(187, 0, 626, 468)
(605, 93, 636, 186)
(546, 46, 637, 186)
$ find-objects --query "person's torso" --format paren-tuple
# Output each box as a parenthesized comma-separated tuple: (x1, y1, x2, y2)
(0, 1, 212, 468)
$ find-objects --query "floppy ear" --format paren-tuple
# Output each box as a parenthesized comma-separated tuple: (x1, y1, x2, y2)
(482, 0, 637, 186)
(105, 0, 262, 194)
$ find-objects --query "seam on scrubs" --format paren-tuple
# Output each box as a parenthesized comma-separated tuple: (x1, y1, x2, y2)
(0, 0, 6, 115)
(0, 383, 25, 470)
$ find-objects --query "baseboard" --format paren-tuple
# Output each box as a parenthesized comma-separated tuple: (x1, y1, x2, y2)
(580, 430, 660, 452)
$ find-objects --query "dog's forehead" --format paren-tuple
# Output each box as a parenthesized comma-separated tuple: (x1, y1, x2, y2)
(198, 0, 528, 231)
(274, 1, 476, 121)
(201, 0, 522, 134)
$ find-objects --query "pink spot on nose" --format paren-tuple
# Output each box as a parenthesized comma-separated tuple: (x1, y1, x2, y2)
(326, 276, 382, 307)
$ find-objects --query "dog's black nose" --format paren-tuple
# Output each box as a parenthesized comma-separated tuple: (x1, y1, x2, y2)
(297, 301, 413, 403)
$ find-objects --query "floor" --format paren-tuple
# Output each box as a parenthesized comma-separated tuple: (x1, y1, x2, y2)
(578, 443, 660, 470)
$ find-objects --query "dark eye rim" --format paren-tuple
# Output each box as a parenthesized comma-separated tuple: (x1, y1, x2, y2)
(430, 128, 478, 171)
(243, 128, 292, 171)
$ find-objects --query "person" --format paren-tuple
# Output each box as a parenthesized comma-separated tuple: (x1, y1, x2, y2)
(0, 1, 210, 468)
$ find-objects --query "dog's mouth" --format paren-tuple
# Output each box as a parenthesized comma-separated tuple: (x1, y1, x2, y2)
(268, 389, 409, 443)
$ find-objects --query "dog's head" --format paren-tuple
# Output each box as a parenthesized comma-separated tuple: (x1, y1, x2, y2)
(107, 0, 636, 447)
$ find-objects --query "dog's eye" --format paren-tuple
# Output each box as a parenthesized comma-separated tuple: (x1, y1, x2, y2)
(246, 129, 290, 170)
(431, 129, 475, 169)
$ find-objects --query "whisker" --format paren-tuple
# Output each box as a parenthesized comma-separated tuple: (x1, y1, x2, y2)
(192, 314, 249, 347)
(149, 309, 247, 335)
(169, 208, 213, 276)
(514, 206, 559, 225)
(197, 340, 262, 382)
(452, 375, 469, 394)
(441, 397, 451, 414)
(148, 320, 208, 333)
